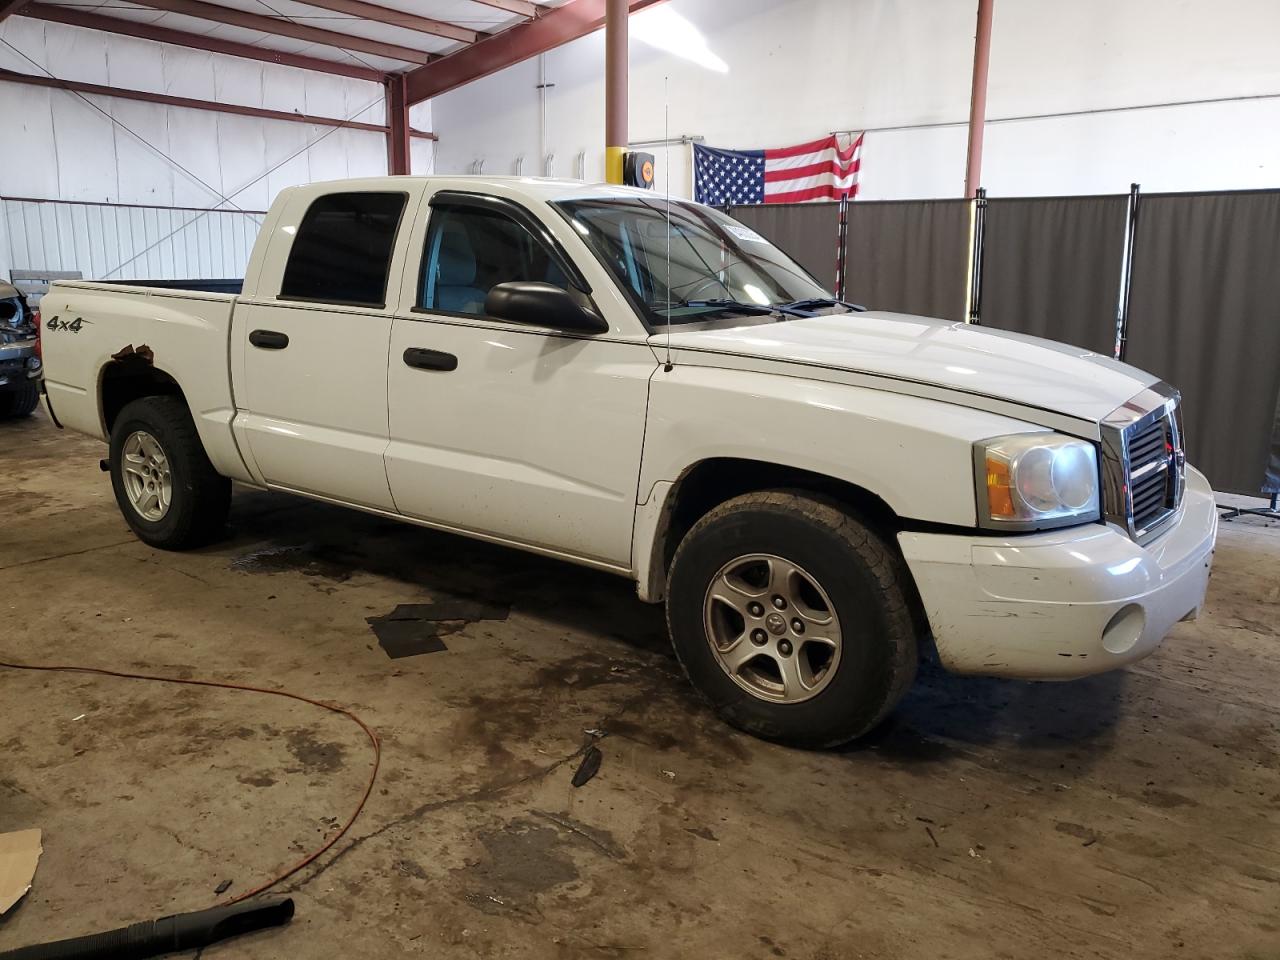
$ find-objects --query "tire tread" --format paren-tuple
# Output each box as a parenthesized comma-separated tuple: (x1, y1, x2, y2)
(667, 489, 919, 748)
(110, 396, 230, 549)
(0, 382, 39, 419)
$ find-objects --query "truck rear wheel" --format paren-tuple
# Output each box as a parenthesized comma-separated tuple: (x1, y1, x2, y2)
(0, 383, 39, 419)
(666, 491, 918, 748)
(109, 396, 230, 549)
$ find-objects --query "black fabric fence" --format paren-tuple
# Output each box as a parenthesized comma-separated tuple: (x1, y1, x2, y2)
(978, 195, 1128, 356)
(1125, 190, 1280, 495)
(844, 199, 970, 321)
(718, 189, 1280, 497)
(725, 202, 840, 291)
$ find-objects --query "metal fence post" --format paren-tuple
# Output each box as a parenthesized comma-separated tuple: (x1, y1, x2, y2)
(1114, 182, 1142, 360)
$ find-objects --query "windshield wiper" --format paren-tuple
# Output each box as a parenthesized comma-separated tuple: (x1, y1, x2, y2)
(668, 298, 813, 318)
(779, 297, 867, 313)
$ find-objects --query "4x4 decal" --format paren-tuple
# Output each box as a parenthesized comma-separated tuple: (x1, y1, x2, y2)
(44, 316, 90, 333)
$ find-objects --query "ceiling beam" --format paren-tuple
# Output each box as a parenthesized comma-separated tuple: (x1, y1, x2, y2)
(0, 0, 32, 23)
(301, 0, 480, 45)
(468, 0, 540, 18)
(0, 66, 437, 138)
(21, 3, 385, 81)
(404, 0, 664, 105)
(131, 0, 433, 65)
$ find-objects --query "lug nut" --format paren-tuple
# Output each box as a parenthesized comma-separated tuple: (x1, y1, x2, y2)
(778, 639, 793, 656)
(772, 596, 787, 610)
(751, 629, 768, 646)
(748, 602, 764, 617)
(791, 619, 805, 634)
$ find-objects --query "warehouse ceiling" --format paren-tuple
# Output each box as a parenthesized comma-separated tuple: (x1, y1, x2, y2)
(7, 0, 559, 77)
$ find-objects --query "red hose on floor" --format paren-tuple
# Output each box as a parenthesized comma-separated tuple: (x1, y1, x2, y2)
(0, 659, 380, 906)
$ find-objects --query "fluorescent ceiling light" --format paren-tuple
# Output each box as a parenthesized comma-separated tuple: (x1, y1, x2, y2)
(632, 7, 729, 73)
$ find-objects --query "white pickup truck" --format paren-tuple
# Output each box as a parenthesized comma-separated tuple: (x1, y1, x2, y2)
(40, 176, 1217, 747)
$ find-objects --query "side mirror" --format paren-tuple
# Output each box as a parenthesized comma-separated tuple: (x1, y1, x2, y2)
(484, 281, 608, 334)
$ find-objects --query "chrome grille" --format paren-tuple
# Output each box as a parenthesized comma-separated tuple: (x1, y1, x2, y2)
(1100, 384, 1185, 545)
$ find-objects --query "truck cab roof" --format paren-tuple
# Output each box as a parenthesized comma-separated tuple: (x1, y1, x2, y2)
(279, 175, 666, 206)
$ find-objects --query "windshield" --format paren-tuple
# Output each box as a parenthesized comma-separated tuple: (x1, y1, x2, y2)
(552, 198, 832, 327)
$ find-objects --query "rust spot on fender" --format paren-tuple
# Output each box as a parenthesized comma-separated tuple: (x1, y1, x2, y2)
(110, 344, 155, 364)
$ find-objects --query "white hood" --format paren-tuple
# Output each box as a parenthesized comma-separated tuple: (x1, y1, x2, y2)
(659, 311, 1157, 423)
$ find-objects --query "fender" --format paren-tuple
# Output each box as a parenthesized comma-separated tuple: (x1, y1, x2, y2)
(631, 364, 1047, 601)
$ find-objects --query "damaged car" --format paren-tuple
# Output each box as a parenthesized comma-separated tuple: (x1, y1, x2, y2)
(0, 281, 41, 420)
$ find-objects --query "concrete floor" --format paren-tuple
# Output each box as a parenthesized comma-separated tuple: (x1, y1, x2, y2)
(2, 409, 1278, 960)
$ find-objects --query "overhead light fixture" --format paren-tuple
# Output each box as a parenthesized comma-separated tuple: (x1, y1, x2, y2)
(631, 7, 729, 73)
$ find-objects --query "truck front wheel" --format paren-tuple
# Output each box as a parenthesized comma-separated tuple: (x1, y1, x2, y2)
(666, 491, 919, 748)
(109, 396, 231, 549)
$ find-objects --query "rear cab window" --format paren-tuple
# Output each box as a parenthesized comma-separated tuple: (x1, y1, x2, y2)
(280, 192, 408, 308)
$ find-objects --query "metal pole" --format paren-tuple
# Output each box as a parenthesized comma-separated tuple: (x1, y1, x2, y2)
(385, 74, 411, 176)
(604, 0, 628, 184)
(1114, 182, 1142, 361)
(835, 196, 849, 300)
(967, 187, 987, 323)
(963, 0, 994, 198)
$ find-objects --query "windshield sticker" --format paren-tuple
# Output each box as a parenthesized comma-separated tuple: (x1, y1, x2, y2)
(725, 224, 767, 244)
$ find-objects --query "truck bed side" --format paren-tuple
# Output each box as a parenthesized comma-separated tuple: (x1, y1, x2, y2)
(40, 282, 254, 484)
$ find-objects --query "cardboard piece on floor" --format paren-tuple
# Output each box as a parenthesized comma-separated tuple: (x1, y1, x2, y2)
(366, 598, 510, 660)
(0, 828, 42, 914)
(367, 619, 450, 659)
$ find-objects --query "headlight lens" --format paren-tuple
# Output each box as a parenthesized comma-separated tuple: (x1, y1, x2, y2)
(976, 434, 1100, 530)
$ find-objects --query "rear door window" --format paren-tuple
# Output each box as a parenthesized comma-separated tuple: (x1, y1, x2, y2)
(280, 192, 407, 307)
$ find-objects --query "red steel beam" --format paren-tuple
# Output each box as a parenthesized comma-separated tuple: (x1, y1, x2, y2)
(0, 66, 436, 138)
(21, 3, 385, 81)
(385, 73, 411, 174)
(131, 0, 432, 64)
(0, 0, 32, 22)
(302, 0, 480, 45)
(603, 0, 626, 184)
(963, 0, 994, 198)
(404, 0, 665, 105)
(469, 0, 539, 18)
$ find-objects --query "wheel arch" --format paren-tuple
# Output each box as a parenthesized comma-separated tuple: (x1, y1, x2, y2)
(99, 357, 187, 436)
(639, 457, 903, 604)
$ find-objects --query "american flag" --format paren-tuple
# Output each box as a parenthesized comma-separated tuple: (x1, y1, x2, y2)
(694, 133, 864, 205)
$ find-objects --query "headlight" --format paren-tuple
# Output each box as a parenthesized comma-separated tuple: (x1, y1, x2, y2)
(974, 434, 1100, 530)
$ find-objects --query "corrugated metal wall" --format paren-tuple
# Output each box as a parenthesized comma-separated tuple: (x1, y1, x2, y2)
(2, 198, 263, 281)
(0, 18, 433, 284)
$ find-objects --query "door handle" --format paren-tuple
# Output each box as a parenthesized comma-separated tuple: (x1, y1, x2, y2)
(403, 347, 458, 372)
(249, 329, 290, 350)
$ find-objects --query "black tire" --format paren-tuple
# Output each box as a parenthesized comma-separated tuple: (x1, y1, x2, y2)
(109, 396, 231, 549)
(666, 491, 918, 749)
(0, 383, 39, 419)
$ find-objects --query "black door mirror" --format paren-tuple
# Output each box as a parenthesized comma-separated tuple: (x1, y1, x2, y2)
(484, 282, 608, 334)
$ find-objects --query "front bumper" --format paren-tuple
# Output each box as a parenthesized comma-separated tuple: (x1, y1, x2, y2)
(898, 466, 1217, 679)
(0, 342, 40, 390)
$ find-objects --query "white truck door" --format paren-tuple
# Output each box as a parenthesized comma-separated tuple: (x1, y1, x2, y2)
(232, 187, 420, 511)
(384, 191, 655, 569)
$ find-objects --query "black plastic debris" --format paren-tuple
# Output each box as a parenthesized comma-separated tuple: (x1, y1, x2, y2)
(366, 599, 510, 660)
(0, 898, 293, 960)
(213, 879, 232, 896)
(572, 745, 603, 788)
(383, 600, 509, 622)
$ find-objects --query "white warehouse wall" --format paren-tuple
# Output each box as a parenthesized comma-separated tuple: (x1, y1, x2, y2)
(0, 17, 434, 281)
(430, 0, 1280, 200)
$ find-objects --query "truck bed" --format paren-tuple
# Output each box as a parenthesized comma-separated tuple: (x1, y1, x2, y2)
(39, 280, 246, 483)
